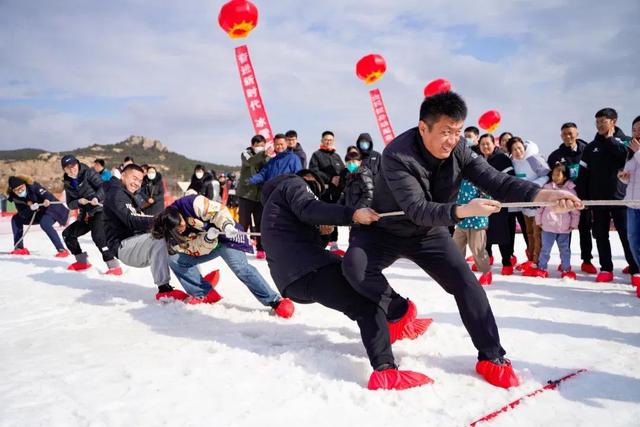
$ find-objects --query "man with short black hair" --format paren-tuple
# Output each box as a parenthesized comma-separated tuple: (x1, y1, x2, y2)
(464, 126, 480, 146)
(249, 134, 301, 185)
(343, 92, 582, 389)
(104, 164, 188, 301)
(576, 108, 638, 283)
(285, 130, 307, 168)
(547, 122, 595, 273)
(93, 159, 112, 182)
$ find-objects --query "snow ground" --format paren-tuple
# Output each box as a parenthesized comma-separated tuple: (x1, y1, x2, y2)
(1, 220, 639, 427)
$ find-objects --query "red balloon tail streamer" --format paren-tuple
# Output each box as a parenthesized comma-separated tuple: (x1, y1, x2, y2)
(235, 45, 274, 147)
(468, 369, 587, 427)
(369, 88, 395, 145)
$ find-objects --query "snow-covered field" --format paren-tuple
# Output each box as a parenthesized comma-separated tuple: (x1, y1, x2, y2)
(1, 220, 639, 427)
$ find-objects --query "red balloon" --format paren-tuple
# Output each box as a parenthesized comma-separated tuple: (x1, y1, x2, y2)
(478, 110, 502, 133)
(423, 78, 451, 97)
(218, 0, 259, 39)
(356, 54, 387, 85)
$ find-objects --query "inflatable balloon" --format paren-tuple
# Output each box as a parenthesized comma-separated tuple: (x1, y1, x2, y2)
(478, 110, 501, 133)
(218, 0, 259, 39)
(423, 78, 451, 97)
(356, 54, 387, 85)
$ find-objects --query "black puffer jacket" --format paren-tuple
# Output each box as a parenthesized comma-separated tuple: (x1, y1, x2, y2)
(371, 127, 541, 237)
(289, 143, 308, 169)
(309, 149, 345, 186)
(338, 166, 374, 209)
(547, 139, 588, 181)
(103, 180, 155, 254)
(63, 162, 105, 217)
(141, 173, 165, 216)
(260, 174, 355, 293)
(576, 127, 630, 200)
(356, 133, 382, 178)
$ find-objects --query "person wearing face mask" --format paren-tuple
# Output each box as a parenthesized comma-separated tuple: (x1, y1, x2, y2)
(238, 134, 269, 259)
(5, 175, 69, 256)
(140, 166, 165, 216)
(187, 165, 215, 200)
(60, 155, 122, 275)
(355, 133, 382, 179)
(338, 151, 374, 210)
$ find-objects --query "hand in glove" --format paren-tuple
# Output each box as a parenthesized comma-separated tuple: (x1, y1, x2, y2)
(223, 223, 239, 238)
(30, 203, 40, 211)
(206, 227, 220, 241)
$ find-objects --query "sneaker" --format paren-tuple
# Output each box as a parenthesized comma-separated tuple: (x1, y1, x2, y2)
(596, 271, 614, 283)
(204, 270, 220, 287)
(67, 262, 92, 271)
(479, 272, 492, 286)
(55, 249, 70, 258)
(516, 260, 533, 272)
(105, 267, 123, 276)
(155, 288, 190, 302)
(622, 266, 630, 275)
(561, 271, 577, 280)
(256, 250, 266, 259)
(476, 357, 520, 389)
(388, 300, 432, 344)
(523, 268, 548, 278)
(368, 366, 434, 391)
(501, 265, 513, 276)
(272, 298, 295, 318)
(581, 262, 597, 274)
(10, 248, 30, 255)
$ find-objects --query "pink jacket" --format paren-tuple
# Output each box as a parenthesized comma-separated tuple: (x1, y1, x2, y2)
(535, 181, 580, 234)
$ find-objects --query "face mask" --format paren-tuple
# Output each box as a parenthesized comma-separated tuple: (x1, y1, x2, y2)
(17, 189, 27, 198)
(346, 162, 359, 173)
(359, 141, 371, 151)
(253, 146, 265, 153)
(195, 171, 204, 179)
(466, 138, 475, 146)
(148, 172, 157, 180)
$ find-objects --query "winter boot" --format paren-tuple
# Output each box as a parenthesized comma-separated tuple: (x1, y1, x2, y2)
(388, 300, 432, 344)
(476, 357, 520, 389)
(10, 248, 30, 255)
(581, 262, 597, 274)
(596, 271, 614, 283)
(204, 269, 220, 287)
(479, 272, 492, 286)
(55, 249, 70, 258)
(271, 298, 295, 319)
(155, 285, 190, 302)
(368, 364, 434, 390)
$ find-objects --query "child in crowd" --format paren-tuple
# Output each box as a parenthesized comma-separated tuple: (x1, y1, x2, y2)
(338, 151, 374, 210)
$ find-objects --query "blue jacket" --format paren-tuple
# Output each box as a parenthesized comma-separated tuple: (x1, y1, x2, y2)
(99, 169, 113, 182)
(249, 150, 302, 185)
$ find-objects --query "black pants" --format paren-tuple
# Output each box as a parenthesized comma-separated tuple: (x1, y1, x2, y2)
(507, 212, 528, 260)
(284, 263, 394, 369)
(592, 208, 638, 274)
(238, 197, 263, 251)
(62, 211, 115, 262)
(343, 226, 505, 361)
(321, 185, 341, 242)
(578, 209, 593, 263)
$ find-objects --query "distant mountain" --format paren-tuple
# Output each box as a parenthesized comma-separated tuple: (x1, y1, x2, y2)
(0, 135, 237, 194)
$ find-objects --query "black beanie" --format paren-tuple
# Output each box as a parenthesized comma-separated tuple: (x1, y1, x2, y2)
(61, 154, 79, 169)
(8, 176, 26, 189)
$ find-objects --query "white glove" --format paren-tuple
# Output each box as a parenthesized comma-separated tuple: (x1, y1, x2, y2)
(30, 203, 40, 211)
(223, 223, 239, 238)
(206, 227, 220, 241)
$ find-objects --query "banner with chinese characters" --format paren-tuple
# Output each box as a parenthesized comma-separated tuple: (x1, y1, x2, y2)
(369, 89, 395, 144)
(235, 45, 273, 147)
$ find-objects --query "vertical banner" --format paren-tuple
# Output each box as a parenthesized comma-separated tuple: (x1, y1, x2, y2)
(369, 88, 395, 145)
(235, 44, 274, 147)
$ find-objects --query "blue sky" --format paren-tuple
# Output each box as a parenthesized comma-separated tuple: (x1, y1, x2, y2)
(1, 0, 639, 165)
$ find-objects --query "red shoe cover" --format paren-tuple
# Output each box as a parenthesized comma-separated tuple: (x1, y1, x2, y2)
(637, 285, 640, 299)
(581, 262, 597, 274)
(630, 275, 640, 287)
(510, 255, 517, 266)
(596, 271, 614, 283)
(557, 265, 563, 272)
(105, 267, 123, 276)
(256, 250, 266, 259)
(516, 261, 533, 271)
(273, 298, 295, 318)
(368, 369, 434, 390)
(489, 256, 494, 265)
(622, 266, 630, 275)
(10, 248, 30, 255)
(501, 265, 513, 276)
(388, 301, 432, 344)
(471, 263, 478, 272)
(523, 268, 548, 278)
(476, 360, 520, 389)
(187, 289, 223, 305)
(55, 249, 70, 258)
(155, 289, 190, 301)
(204, 270, 220, 287)
(465, 255, 474, 262)
(561, 271, 577, 280)
(479, 272, 492, 285)
(67, 262, 92, 271)
(330, 249, 346, 257)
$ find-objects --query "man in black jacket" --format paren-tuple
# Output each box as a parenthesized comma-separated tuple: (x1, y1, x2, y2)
(342, 92, 582, 389)
(576, 108, 638, 283)
(260, 170, 432, 390)
(547, 122, 595, 274)
(104, 164, 189, 301)
(355, 132, 382, 179)
(309, 131, 346, 251)
(60, 155, 122, 274)
(285, 130, 307, 168)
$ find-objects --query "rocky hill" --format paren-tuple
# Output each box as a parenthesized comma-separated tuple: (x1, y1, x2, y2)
(0, 136, 236, 194)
